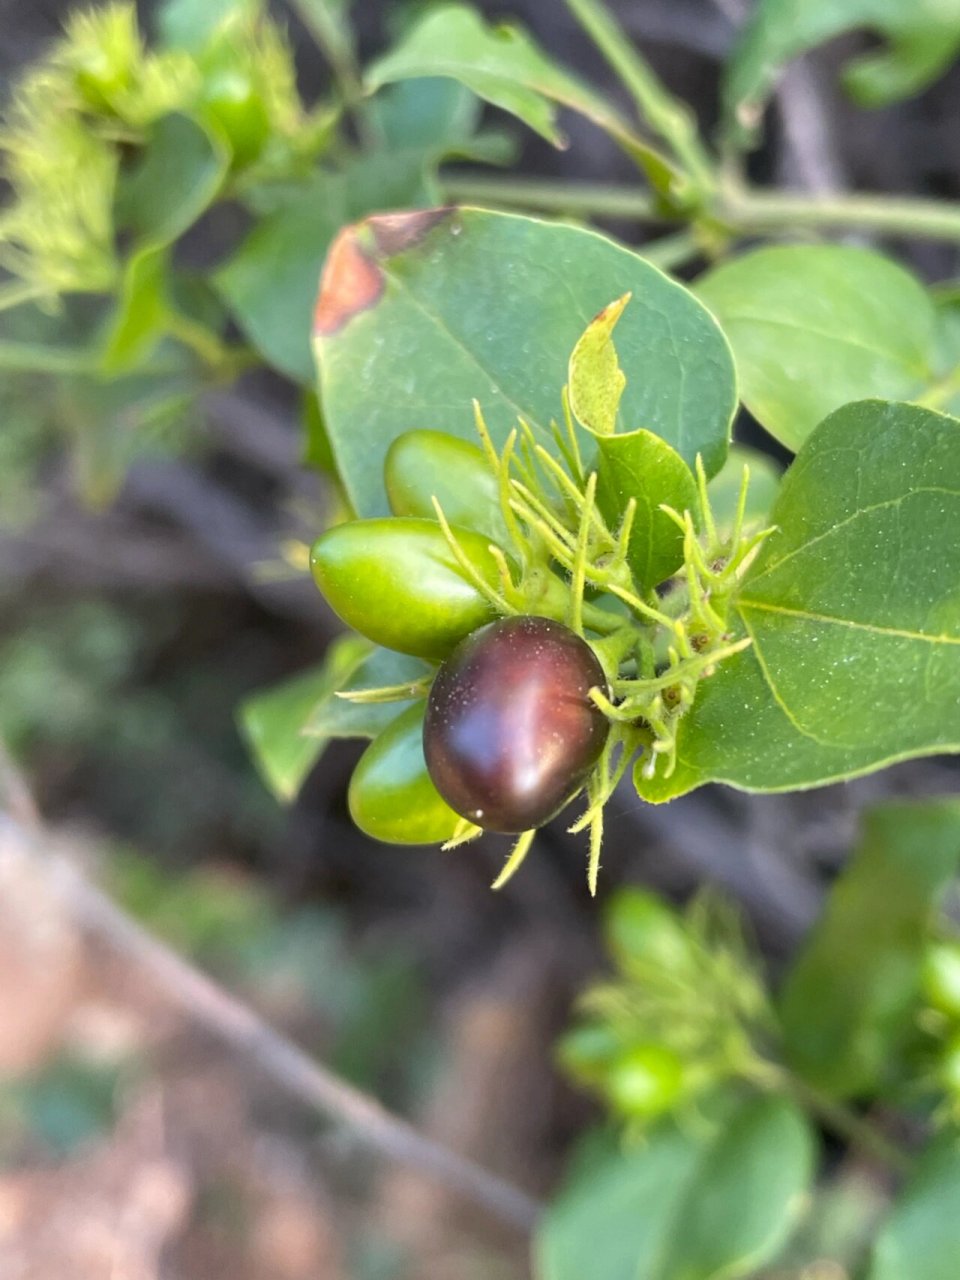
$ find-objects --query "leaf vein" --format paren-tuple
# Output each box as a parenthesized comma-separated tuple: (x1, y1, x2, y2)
(747, 486, 960, 584)
(739, 599, 960, 645)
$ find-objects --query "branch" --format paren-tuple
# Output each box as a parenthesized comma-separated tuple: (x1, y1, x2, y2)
(0, 747, 542, 1234)
(440, 174, 960, 244)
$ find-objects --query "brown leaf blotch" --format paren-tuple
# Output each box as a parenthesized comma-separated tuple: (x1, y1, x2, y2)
(368, 207, 454, 257)
(313, 227, 384, 337)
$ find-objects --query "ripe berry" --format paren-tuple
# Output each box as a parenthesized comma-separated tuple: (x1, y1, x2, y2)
(423, 615, 609, 833)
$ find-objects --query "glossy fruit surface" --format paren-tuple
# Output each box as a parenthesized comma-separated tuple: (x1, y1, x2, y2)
(423, 615, 609, 833)
(349, 703, 461, 845)
(604, 1044, 685, 1119)
(385, 429, 508, 544)
(310, 517, 504, 660)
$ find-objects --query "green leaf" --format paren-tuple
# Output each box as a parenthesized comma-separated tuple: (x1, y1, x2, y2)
(216, 81, 494, 383)
(723, 0, 960, 144)
(239, 633, 369, 801)
(707, 444, 782, 539)
(99, 246, 171, 373)
(868, 1134, 960, 1280)
(568, 293, 630, 437)
(239, 636, 430, 802)
(104, 113, 231, 373)
(778, 799, 960, 1099)
(655, 1095, 815, 1280)
(215, 173, 348, 383)
(930, 287, 960, 418)
(566, 292, 698, 586)
(636, 400, 960, 802)
(535, 1125, 707, 1280)
(364, 3, 676, 188)
(697, 245, 936, 452)
(57, 359, 204, 506)
(303, 646, 430, 738)
(156, 0, 259, 50)
(302, 389, 336, 474)
(115, 113, 230, 246)
(536, 1096, 814, 1280)
(369, 76, 481, 151)
(595, 430, 698, 591)
(314, 208, 735, 517)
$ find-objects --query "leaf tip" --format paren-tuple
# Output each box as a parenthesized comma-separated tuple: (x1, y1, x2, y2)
(367, 207, 456, 257)
(313, 225, 384, 337)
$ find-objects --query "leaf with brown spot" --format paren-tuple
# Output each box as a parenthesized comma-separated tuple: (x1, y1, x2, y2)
(313, 226, 384, 337)
(313, 208, 735, 517)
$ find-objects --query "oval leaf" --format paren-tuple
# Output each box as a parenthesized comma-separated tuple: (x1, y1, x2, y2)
(637, 399, 960, 802)
(534, 1125, 706, 1280)
(536, 1096, 814, 1280)
(364, 1, 677, 187)
(697, 245, 936, 452)
(239, 637, 427, 802)
(595, 429, 698, 590)
(314, 207, 736, 517)
(869, 1135, 960, 1280)
(654, 1095, 815, 1280)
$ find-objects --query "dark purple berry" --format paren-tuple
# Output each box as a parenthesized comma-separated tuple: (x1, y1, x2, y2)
(423, 615, 610, 833)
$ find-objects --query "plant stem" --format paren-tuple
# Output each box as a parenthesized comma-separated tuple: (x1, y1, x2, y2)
(564, 0, 715, 192)
(757, 1062, 912, 1174)
(723, 185, 960, 243)
(640, 230, 703, 271)
(440, 173, 960, 245)
(441, 173, 660, 220)
(284, 0, 380, 147)
(0, 340, 94, 374)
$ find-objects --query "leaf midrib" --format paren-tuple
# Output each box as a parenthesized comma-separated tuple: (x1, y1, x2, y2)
(738, 599, 960, 646)
(747, 485, 960, 585)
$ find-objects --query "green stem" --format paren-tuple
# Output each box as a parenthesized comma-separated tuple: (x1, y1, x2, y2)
(0, 340, 94, 374)
(580, 600, 627, 636)
(639, 230, 703, 272)
(164, 311, 256, 378)
(284, 0, 380, 147)
(723, 184, 960, 243)
(440, 173, 960, 245)
(440, 173, 659, 219)
(757, 1063, 912, 1174)
(564, 0, 715, 192)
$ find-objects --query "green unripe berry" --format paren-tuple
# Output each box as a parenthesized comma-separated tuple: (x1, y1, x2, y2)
(922, 942, 960, 1019)
(604, 1043, 685, 1119)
